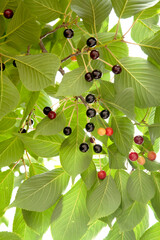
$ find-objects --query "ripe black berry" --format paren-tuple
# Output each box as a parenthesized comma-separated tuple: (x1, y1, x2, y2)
(13, 60, 17, 67)
(86, 37, 97, 47)
(85, 72, 93, 82)
(90, 137, 95, 143)
(0, 63, 5, 71)
(112, 65, 122, 74)
(63, 127, 72, 135)
(85, 94, 95, 103)
(100, 110, 110, 119)
(92, 70, 102, 79)
(79, 143, 89, 152)
(90, 50, 99, 60)
(86, 108, 96, 118)
(19, 128, 27, 133)
(3, 9, 14, 19)
(43, 106, 52, 115)
(93, 144, 102, 153)
(85, 123, 95, 132)
(134, 136, 144, 145)
(63, 29, 74, 38)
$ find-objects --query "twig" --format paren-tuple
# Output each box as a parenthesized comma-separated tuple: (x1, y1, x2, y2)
(59, 66, 65, 75)
(26, 45, 31, 55)
(61, 49, 88, 63)
(39, 39, 48, 53)
(40, 23, 69, 40)
(78, 95, 88, 108)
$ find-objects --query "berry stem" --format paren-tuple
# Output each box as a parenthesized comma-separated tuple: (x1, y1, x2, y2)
(98, 58, 113, 68)
(68, 106, 76, 127)
(67, 39, 77, 52)
(22, 158, 28, 179)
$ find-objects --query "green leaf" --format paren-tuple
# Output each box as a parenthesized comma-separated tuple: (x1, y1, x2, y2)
(144, 157, 160, 171)
(114, 170, 133, 210)
(15, 53, 60, 91)
(24, 0, 63, 22)
(111, 0, 159, 18)
(138, 2, 160, 19)
(60, 126, 92, 178)
(35, 111, 66, 136)
(0, 75, 19, 120)
(140, 222, 160, 240)
(111, 116, 134, 156)
(0, 137, 24, 167)
(105, 222, 136, 240)
(29, 163, 48, 177)
(18, 131, 64, 158)
(0, 0, 18, 12)
(81, 161, 97, 190)
(151, 172, 160, 219)
(56, 67, 93, 96)
(86, 175, 121, 223)
(71, 0, 112, 32)
(108, 144, 126, 169)
(0, 112, 17, 132)
(127, 169, 155, 204)
(99, 81, 115, 101)
(0, 170, 14, 216)
(5, 2, 40, 49)
(0, 16, 5, 37)
(149, 123, 160, 144)
(11, 168, 70, 211)
(0, 232, 22, 240)
(134, 207, 149, 239)
(117, 201, 146, 231)
(51, 180, 90, 240)
(114, 57, 160, 108)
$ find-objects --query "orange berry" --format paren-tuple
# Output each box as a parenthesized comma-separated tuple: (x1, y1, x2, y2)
(97, 128, 106, 136)
(147, 151, 156, 161)
(71, 56, 77, 61)
(137, 156, 145, 165)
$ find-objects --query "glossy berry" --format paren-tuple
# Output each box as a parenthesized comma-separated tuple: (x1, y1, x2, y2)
(20, 128, 26, 133)
(79, 143, 89, 152)
(63, 29, 74, 38)
(134, 136, 144, 145)
(100, 110, 110, 119)
(85, 94, 95, 103)
(147, 151, 156, 161)
(137, 156, 146, 165)
(129, 152, 139, 161)
(90, 137, 95, 143)
(86, 37, 97, 47)
(0, 63, 5, 71)
(106, 127, 113, 136)
(98, 170, 106, 180)
(90, 50, 99, 60)
(94, 144, 102, 153)
(97, 128, 106, 136)
(48, 111, 56, 119)
(43, 106, 52, 115)
(63, 126, 72, 135)
(85, 72, 93, 82)
(92, 70, 102, 79)
(85, 123, 95, 132)
(86, 108, 96, 118)
(112, 65, 122, 74)
(13, 60, 17, 67)
(3, 9, 14, 19)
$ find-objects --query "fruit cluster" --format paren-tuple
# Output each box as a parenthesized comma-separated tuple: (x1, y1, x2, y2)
(43, 106, 56, 119)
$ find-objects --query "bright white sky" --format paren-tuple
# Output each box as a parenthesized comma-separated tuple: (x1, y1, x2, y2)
(0, 9, 159, 240)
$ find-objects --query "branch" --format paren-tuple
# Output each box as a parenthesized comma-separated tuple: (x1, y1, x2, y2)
(40, 23, 69, 40)
(59, 66, 65, 75)
(61, 48, 88, 63)
(78, 95, 88, 107)
(39, 39, 48, 53)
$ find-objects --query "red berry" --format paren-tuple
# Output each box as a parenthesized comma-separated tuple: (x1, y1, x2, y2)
(98, 170, 106, 180)
(48, 111, 56, 119)
(106, 127, 113, 136)
(112, 65, 122, 74)
(134, 136, 144, 145)
(129, 152, 138, 161)
(147, 151, 156, 161)
(90, 137, 95, 143)
(3, 9, 14, 19)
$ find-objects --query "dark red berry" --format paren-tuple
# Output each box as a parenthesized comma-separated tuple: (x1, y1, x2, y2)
(19, 128, 27, 133)
(48, 111, 56, 119)
(134, 136, 144, 145)
(43, 106, 52, 115)
(0, 63, 5, 71)
(85, 123, 95, 132)
(85, 72, 93, 82)
(112, 65, 122, 74)
(92, 70, 102, 79)
(86, 108, 96, 118)
(13, 60, 17, 67)
(3, 9, 14, 19)
(93, 144, 102, 153)
(100, 110, 110, 119)
(79, 143, 89, 152)
(85, 94, 95, 103)
(98, 170, 106, 180)
(90, 137, 95, 143)
(90, 50, 99, 60)
(106, 127, 113, 136)
(63, 127, 72, 135)
(63, 29, 74, 38)
(129, 152, 138, 161)
(86, 37, 97, 47)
